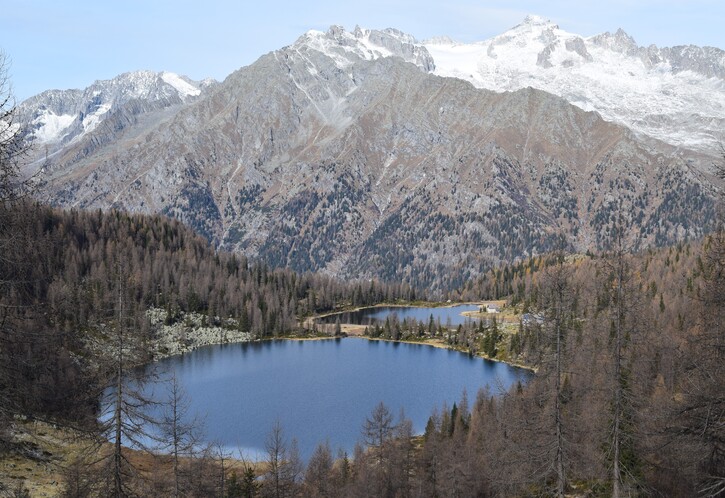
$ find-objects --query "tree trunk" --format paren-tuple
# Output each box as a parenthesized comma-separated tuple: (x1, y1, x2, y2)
(114, 369, 123, 497)
(113, 281, 124, 497)
(611, 235, 626, 498)
(555, 312, 565, 498)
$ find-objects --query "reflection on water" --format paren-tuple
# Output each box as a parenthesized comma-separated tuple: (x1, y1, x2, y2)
(318, 304, 485, 327)
(134, 337, 530, 460)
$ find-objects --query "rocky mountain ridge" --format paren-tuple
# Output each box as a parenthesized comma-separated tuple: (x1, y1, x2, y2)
(22, 18, 725, 154)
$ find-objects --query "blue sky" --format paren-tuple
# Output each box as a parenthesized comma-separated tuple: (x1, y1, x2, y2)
(4, 0, 725, 101)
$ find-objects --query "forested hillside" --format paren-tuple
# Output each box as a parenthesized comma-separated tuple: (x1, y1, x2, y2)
(0, 202, 416, 432)
(293, 231, 724, 497)
(2, 196, 722, 496)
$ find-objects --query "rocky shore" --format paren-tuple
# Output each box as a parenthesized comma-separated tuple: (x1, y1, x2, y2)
(146, 308, 252, 359)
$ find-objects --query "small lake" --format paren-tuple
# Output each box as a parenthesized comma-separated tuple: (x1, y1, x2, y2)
(319, 304, 483, 327)
(135, 337, 529, 460)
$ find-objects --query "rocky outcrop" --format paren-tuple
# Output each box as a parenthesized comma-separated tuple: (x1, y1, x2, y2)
(147, 308, 252, 359)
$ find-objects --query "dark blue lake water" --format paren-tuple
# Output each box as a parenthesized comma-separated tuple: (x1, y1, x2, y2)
(319, 304, 483, 327)
(139, 337, 529, 460)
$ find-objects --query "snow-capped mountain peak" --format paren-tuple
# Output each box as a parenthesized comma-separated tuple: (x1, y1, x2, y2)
(520, 14, 556, 27)
(19, 70, 213, 146)
(18, 18, 725, 155)
(424, 15, 725, 150)
(589, 28, 639, 54)
(293, 25, 435, 72)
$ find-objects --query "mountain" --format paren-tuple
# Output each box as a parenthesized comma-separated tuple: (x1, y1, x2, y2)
(17, 70, 215, 158)
(23, 18, 725, 156)
(20, 23, 723, 292)
(424, 15, 725, 151)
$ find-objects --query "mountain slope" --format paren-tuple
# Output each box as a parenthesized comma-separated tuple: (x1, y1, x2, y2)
(27, 26, 720, 292)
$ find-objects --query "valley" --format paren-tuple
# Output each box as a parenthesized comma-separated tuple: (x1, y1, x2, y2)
(18, 23, 723, 294)
(1, 12, 724, 497)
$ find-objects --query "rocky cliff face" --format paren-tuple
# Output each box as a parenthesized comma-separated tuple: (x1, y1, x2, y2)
(22, 25, 723, 293)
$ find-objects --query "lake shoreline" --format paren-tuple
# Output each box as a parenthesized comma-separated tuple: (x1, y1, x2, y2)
(310, 300, 487, 322)
(149, 303, 536, 374)
(309, 303, 536, 373)
(346, 335, 536, 373)
(151, 327, 535, 374)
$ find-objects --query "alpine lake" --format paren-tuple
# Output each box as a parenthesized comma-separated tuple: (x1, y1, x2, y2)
(135, 305, 530, 460)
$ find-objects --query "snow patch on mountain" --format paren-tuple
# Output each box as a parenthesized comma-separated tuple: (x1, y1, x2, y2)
(31, 110, 76, 143)
(161, 71, 201, 98)
(81, 102, 112, 133)
(288, 19, 724, 150)
(20, 70, 212, 146)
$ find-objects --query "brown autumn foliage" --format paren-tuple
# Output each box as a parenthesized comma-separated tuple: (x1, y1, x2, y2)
(0, 202, 418, 428)
(1, 197, 721, 496)
(317, 233, 723, 497)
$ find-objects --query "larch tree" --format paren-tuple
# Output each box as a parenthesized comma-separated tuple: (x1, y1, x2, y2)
(262, 421, 302, 498)
(304, 440, 334, 497)
(0, 50, 28, 204)
(600, 218, 645, 498)
(359, 401, 397, 496)
(670, 158, 725, 496)
(391, 409, 415, 495)
(361, 401, 396, 466)
(158, 371, 205, 498)
(96, 269, 158, 497)
(684, 229, 725, 496)
(0, 49, 37, 446)
(537, 253, 577, 497)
